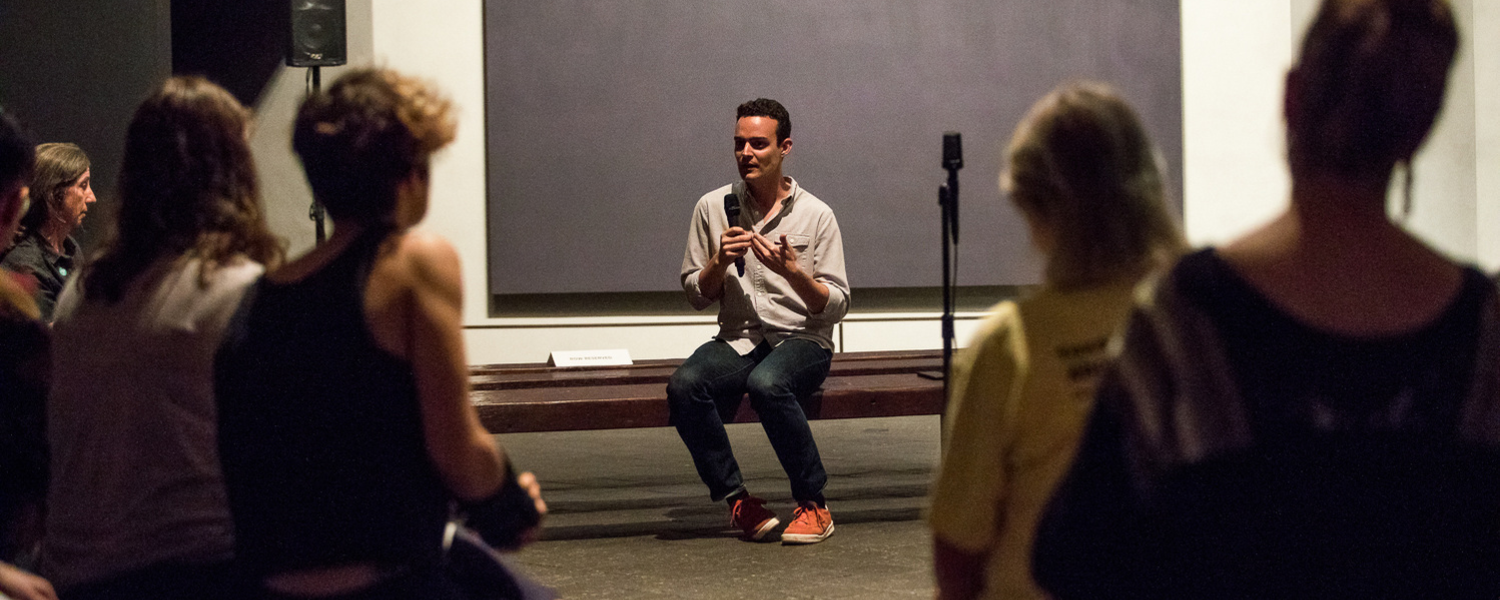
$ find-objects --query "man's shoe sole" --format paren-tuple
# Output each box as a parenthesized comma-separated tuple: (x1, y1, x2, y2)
(743, 517, 780, 541)
(781, 523, 834, 545)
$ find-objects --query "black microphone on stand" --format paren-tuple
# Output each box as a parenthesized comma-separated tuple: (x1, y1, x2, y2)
(942, 132, 962, 243)
(927, 132, 964, 400)
(724, 194, 745, 276)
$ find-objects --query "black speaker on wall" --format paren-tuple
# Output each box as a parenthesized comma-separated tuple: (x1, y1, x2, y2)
(287, 0, 346, 67)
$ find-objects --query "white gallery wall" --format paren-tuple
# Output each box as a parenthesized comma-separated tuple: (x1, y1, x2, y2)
(1185, 0, 1499, 264)
(1476, 0, 1500, 268)
(248, 0, 1500, 365)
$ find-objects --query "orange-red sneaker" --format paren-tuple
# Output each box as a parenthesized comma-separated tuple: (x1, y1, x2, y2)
(729, 494, 780, 541)
(781, 502, 834, 544)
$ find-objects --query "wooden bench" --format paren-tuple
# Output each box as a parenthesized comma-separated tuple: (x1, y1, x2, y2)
(470, 350, 944, 434)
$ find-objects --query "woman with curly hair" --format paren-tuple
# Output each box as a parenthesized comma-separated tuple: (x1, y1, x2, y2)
(215, 68, 543, 600)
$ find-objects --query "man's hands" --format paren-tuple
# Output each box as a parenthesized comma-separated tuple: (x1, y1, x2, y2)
(718, 227, 753, 269)
(749, 232, 802, 279)
(702, 229, 828, 313)
(698, 226, 752, 300)
(711, 229, 803, 285)
(751, 232, 830, 314)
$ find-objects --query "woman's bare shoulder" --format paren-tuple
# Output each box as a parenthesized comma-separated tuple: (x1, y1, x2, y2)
(380, 229, 462, 299)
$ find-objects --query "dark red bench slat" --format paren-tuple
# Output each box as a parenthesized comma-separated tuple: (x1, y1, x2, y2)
(470, 350, 944, 434)
(469, 357, 943, 391)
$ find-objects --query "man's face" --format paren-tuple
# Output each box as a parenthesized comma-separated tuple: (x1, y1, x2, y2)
(734, 116, 791, 185)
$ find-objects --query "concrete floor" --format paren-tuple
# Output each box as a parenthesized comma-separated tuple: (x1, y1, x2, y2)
(495, 415, 942, 599)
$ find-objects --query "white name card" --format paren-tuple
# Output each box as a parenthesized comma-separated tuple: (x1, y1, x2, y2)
(548, 349, 634, 368)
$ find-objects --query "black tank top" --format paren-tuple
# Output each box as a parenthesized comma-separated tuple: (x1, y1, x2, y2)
(214, 226, 448, 575)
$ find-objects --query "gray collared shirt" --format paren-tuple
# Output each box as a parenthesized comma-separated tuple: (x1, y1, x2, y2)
(681, 177, 850, 354)
(1, 232, 78, 322)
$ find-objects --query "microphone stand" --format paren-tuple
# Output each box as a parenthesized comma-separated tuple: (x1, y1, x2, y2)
(938, 161, 960, 404)
(305, 65, 327, 246)
(925, 132, 962, 423)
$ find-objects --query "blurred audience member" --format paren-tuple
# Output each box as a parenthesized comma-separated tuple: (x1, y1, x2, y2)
(1033, 1, 1500, 597)
(927, 81, 1184, 600)
(0, 563, 55, 600)
(1, 143, 94, 322)
(42, 77, 281, 599)
(0, 108, 57, 600)
(215, 68, 543, 600)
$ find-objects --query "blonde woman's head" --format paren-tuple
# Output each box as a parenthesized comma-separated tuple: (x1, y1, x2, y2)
(1002, 81, 1185, 290)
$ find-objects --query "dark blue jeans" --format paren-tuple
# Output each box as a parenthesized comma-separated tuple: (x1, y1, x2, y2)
(667, 338, 832, 504)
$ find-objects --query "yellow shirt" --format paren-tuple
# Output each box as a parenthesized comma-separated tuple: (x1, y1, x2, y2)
(928, 281, 1139, 600)
(0, 270, 40, 320)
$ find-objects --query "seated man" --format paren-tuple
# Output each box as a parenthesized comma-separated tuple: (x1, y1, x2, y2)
(669, 98, 850, 545)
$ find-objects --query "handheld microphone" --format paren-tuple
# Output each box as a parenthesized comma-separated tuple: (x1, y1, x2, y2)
(725, 199, 745, 276)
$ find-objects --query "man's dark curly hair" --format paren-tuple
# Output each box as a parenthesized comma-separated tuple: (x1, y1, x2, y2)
(736, 98, 790, 143)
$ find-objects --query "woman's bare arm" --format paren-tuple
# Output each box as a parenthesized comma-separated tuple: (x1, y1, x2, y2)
(375, 231, 506, 501)
(0, 563, 56, 600)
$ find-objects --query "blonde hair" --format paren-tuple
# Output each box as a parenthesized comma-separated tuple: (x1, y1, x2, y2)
(1002, 81, 1185, 290)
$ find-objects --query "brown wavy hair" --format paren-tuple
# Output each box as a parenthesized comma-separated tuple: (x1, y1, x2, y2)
(293, 68, 456, 224)
(81, 76, 283, 303)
